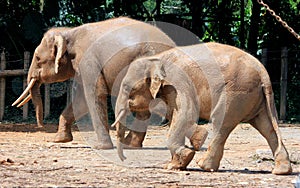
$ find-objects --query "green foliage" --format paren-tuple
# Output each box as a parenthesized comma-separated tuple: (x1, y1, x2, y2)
(289, 0, 300, 13)
(160, 0, 190, 15)
(0, 0, 299, 123)
(49, 0, 106, 26)
(143, 0, 156, 14)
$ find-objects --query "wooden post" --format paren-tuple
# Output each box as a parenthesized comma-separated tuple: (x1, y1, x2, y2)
(44, 84, 50, 119)
(23, 51, 30, 120)
(280, 47, 288, 121)
(0, 51, 6, 121)
(261, 48, 268, 66)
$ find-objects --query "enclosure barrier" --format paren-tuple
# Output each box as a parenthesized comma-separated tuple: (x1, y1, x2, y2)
(0, 51, 30, 121)
(0, 51, 72, 122)
(0, 48, 290, 122)
(280, 47, 288, 120)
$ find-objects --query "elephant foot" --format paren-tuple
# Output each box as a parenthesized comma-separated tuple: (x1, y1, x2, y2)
(165, 148, 195, 170)
(190, 126, 208, 151)
(272, 154, 292, 175)
(123, 131, 146, 148)
(197, 156, 220, 172)
(54, 132, 73, 143)
(93, 142, 114, 150)
(37, 123, 44, 128)
(272, 162, 292, 175)
(93, 135, 114, 150)
(93, 138, 114, 149)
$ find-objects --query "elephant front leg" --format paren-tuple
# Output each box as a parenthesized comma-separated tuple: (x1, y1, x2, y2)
(165, 146, 195, 170)
(54, 103, 75, 143)
(123, 111, 149, 148)
(54, 85, 88, 143)
(123, 131, 146, 148)
(165, 114, 195, 170)
(186, 123, 208, 151)
(166, 124, 207, 170)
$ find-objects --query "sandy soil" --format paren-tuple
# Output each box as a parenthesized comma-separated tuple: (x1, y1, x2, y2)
(0, 123, 299, 187)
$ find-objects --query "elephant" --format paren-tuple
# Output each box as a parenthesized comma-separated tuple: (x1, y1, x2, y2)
(12, 17, 176, 149)
(112, 42, 292, 175)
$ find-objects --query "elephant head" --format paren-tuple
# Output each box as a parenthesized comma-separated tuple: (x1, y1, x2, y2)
(111, 57, 166, 160)
(112, 52, 202, 161)
(113, 57, 165, 123)
(12, 28, 75, 126)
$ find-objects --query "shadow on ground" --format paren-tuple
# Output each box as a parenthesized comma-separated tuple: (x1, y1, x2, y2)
(0, 123, 79, 133)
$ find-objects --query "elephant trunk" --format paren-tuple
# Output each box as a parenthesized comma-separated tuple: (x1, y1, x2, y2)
(30, 82, 44, 127)
(12, 74, 44, 127)
(112, 109, 127, 161)
(12, 54, 45, 127)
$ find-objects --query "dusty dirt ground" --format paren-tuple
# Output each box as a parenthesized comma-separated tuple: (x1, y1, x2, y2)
(0, 122, 299, 187)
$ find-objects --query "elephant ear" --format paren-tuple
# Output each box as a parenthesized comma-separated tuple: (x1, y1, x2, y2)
(53, 35, 67, 74)
(150, 58, 166, 98)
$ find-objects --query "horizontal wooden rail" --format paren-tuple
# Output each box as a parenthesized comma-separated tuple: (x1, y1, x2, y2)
(0, 69, 28, 77)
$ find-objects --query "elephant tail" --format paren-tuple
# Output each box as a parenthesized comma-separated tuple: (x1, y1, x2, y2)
(260, 64, 282, 156)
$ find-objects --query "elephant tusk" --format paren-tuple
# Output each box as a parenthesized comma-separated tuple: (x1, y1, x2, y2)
(12, 78, 36, 106)
(16, 94, 32, 107)
(111, 109, 126, 128)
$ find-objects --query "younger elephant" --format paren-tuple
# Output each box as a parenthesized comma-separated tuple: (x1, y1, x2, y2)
(112, 42, 292, 175)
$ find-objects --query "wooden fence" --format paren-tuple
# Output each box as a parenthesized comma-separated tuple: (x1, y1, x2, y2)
(260, 47, 288, 121)
(0, 51, 71, 122)
(0, 48, 290, 122)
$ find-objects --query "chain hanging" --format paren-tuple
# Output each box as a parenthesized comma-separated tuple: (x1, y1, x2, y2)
(257, 0, 300, 41)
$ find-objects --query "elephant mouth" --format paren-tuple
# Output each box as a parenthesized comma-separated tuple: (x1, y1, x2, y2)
(129, 105, 149, 112)
(128, 99, 150, 112)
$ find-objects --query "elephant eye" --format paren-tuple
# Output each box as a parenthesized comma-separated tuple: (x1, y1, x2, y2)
(154, 76, 160, 81)
(36, 55, 41, 62)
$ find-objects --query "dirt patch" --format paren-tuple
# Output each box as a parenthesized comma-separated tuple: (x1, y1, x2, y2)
(0, 123, 299, 187)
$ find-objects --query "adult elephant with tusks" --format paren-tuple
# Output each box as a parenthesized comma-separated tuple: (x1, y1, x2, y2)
(112, 42, 292, 175)
(12, 17, 176, 149)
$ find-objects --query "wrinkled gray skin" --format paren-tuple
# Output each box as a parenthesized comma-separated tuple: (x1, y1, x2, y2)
(13, 17, 175, 149)
(114, 42, 292, 174)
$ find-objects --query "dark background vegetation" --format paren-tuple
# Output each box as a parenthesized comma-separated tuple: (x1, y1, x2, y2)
(0, 0, 299, 123)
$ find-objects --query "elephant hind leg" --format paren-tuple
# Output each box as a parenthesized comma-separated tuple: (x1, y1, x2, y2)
(249, 107, 292, 175)
(197, 121, 237, 172)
